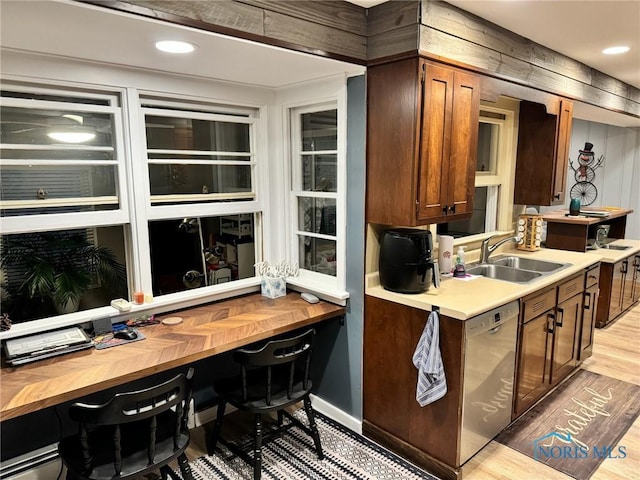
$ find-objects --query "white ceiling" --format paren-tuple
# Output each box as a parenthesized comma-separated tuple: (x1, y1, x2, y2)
(348, 0, 640, 91)
(1, 0, 638, 126)
(445, 0, 640, 90)
(0, 0, 364, 89)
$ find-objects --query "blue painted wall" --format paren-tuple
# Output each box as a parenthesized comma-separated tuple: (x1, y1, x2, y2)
(312, 75, 366, 419)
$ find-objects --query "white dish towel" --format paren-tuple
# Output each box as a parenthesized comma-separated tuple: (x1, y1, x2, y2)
(412, 310, 447, 406)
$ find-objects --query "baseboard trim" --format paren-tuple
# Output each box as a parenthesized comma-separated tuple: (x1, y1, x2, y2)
(310, 394, 362, 434)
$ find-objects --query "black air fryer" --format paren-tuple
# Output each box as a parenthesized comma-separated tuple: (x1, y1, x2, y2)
(379, 229, 434, 294)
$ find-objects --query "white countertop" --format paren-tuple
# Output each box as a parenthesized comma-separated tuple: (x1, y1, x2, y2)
(365, 240, 640, 321)
(583, 238, 640, 263)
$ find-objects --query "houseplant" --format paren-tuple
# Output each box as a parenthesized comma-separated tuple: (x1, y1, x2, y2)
(0, 230, 126, 315)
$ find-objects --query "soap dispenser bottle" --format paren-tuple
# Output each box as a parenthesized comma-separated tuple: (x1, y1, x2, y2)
(453, 246, 467, 278)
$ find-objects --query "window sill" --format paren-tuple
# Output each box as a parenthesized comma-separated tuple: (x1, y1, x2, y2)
(286, 276, 349, 306)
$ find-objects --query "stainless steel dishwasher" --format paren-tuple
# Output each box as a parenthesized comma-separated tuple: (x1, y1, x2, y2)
(459, 301, 519, 465)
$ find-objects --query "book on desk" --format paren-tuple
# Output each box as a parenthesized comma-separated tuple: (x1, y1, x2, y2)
(3, 326, 93, 366)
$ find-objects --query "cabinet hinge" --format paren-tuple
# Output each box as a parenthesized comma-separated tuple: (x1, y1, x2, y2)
(421, 63, 426, 84)
(416, 200, 420, 214)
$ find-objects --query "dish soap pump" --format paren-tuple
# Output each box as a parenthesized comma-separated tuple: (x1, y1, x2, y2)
(453, 246, 467, 278)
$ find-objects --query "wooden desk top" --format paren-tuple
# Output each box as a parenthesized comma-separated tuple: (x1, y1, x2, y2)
(542, 207, 633, 225)
(0, 293, 345, 422)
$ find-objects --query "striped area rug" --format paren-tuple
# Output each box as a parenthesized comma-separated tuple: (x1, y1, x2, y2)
(183, 410, 439, 479)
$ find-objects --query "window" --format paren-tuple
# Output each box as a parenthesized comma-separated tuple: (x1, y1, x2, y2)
(140, 98, 261, 298)
(0, 83, 264, 332)
(0, 84, 130, 323)
(289, 106, 339, 278)
(437, 99, 518, 239)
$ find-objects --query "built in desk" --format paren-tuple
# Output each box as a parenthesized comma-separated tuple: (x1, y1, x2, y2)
(0, 292, 345, 422)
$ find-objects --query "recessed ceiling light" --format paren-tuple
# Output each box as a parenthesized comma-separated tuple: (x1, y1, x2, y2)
(155, 40, 196, 54)
(602, 45, 630, 55)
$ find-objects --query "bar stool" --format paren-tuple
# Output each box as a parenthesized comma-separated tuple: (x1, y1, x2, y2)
(58, 368, 195, 480)
(208, 329, 324, 480)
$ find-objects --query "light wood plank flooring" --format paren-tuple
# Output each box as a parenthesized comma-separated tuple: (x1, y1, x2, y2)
(463, 302, 640, 480)
(184, 303, 639, 480)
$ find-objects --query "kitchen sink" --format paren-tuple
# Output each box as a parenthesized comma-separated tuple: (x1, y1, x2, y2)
(599, 244, 631, 251)
(466, 264, 542, 283)
(490, 256, 567, 272)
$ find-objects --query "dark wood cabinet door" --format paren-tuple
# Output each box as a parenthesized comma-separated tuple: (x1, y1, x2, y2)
(632, 255, 640, 304)
(579, 283, 598, 361)
(621, 257, 636, 312)
(417, 62, 453, 221)
(609, 259, 625, 321)
(446, 70, 480, 219)
(552, 99, 573, 204)
(417, 61, 479, 222)
(514, 98, 574, 206)
(514, 311, 553, 417)
(551, 293, 581, 384)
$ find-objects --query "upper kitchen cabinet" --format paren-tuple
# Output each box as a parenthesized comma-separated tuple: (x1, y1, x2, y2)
(366, 58, 480, 226)
(514, 99, 573, 206)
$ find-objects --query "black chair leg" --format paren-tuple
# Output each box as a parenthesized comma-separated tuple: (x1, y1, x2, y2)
(177, 453, 195, 480)
(303, 396, 324, 460)
(208, 400, 227, 455)
(277, 409, 284, 427)
(253, 413, 263, 480)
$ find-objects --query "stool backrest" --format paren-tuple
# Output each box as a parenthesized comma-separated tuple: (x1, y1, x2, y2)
(67, 368, 194, 476)
(234, 329, 314, 405)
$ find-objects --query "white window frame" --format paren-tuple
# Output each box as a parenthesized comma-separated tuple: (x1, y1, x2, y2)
(282, 87, 348, 302)
(434, 99, 519, 247)
(0, 83, 268, 339)
(0, 87, 130, 234)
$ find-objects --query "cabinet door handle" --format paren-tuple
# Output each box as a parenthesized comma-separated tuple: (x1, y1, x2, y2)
(584, 292, 592, 310)
(547, 313, 555, 333)
(554, 193, 561, 200)
(622, 260, 628, 274)
(556, 307, 564, 327)
(448, 205, 456, 213)
(442, 206, 449, 214)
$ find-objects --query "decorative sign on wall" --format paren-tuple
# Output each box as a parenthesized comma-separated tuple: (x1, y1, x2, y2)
(569, 142, 604, 206)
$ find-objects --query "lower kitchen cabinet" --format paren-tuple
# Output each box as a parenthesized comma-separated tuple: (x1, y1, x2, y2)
(363, 295, 465, 480)
(577, 263, 600, 362)
(514, 273, 584, 418)
(552, 274, 583, 383)
(514, 287, 555, 417)
(597, 253, 640, 328)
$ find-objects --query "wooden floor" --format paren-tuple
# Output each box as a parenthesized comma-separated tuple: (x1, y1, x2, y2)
(463, 302, 640, 480)
(181, 303, 640, 480)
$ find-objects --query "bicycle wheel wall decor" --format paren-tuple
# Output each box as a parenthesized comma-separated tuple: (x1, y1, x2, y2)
(570, 182, 598, 206)
(569, 142, 604, 206)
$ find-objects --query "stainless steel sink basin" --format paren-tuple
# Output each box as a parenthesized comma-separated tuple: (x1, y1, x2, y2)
(466, 264, 542, 283)
(490, 256, 566, 272)
(599, 244, 631, 251)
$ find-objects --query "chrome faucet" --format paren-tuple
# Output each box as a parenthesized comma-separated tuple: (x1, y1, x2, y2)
(480, 235, 521, 264)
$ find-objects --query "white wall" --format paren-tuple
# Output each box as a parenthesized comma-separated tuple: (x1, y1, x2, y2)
(566, 120, 640, 240)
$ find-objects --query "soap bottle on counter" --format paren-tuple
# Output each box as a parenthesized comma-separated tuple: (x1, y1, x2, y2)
(453, 246, 467, 278)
